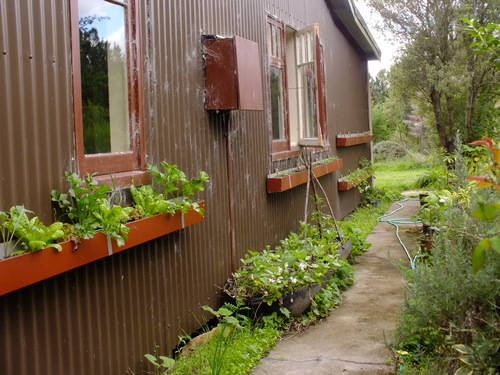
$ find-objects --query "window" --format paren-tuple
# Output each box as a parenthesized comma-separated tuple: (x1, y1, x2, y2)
(267, 18, 289, 153)
(267, 19, 327, 154)
(70, 0, 145, 178)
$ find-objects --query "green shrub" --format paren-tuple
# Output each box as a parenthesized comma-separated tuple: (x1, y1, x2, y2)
(373, 141, 408, 161)
(396, 183, 500, 373)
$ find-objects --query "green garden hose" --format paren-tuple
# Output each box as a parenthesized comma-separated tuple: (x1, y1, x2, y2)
(378, 198, 421, 269)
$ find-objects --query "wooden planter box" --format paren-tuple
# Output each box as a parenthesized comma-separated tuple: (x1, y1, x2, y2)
(337, 179, 355, 191)
(0, 204, 204, 296)
(336, 133, 373, 147)
(267, 159, 343, 193)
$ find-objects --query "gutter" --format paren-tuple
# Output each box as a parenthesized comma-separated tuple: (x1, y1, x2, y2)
(326, 0, 381, 60)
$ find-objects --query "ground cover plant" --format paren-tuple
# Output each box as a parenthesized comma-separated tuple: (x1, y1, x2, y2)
(393, 138, 500, 374)
(0, 162, 208, 257)
(141, 194, 396, 375)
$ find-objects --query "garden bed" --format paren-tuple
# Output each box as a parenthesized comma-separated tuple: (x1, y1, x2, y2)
(336, 133, 373, 147)
(0, 204, 204, 296)
(267, 158, 343, 193)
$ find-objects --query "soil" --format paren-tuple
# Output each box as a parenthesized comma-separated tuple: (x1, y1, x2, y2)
(253, 200, 421, 375)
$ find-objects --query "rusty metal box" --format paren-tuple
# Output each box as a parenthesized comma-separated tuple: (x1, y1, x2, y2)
(203, 35, 264, 111)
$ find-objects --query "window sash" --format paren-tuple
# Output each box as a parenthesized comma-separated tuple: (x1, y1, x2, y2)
(267, 17, 290, 152)
(296, 24, 326, 147)
(70, 0, 145, 176)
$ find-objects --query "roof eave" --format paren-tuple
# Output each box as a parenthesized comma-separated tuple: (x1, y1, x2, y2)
(326, 0, 381, 60)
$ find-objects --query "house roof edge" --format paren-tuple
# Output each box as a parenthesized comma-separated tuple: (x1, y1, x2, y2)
(326, 0, 381, 60)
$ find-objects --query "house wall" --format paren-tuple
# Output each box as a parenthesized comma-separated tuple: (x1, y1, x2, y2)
(0, 0, 371, 373)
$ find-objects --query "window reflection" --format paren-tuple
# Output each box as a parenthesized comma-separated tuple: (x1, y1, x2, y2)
(79, 0, 130, 155)
(270, 66, 285, 140)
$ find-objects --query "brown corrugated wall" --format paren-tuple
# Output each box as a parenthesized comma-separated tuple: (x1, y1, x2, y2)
(0, 0, 371, 373)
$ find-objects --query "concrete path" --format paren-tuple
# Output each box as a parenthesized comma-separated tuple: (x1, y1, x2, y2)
(253, 200, 421, 375)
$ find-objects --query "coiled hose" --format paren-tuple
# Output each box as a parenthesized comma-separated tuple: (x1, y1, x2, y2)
(378, 198, 421, 269)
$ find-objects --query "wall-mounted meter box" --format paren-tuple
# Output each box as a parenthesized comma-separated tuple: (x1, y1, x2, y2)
(203, 35, 264, 111)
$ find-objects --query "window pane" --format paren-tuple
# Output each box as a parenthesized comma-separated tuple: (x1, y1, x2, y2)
(79, 0, 130, 155)
(301, 64, 318, 138)
(270, 66, 285, 140)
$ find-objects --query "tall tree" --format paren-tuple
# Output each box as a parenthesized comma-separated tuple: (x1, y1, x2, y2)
(369, 69, 389, 105)
(369, 0, 499, 152)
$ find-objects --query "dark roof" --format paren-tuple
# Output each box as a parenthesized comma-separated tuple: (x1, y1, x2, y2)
(326, 0, 381, 60)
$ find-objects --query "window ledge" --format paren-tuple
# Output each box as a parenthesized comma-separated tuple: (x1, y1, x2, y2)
(0, 203, 205, 296)
(271, 144, 330, 161)
(267, 159, 342, 193)
(94, 170, 151, 189)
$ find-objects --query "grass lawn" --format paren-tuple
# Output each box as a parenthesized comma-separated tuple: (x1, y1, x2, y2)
(374, 159, 430, 192)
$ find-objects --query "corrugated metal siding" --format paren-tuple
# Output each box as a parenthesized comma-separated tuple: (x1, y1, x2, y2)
(0, 0, 75, 223)
(0, 0, 371, 373)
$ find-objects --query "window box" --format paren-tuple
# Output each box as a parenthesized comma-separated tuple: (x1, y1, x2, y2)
(337, 180, 356, 191)
(0, 204, 204, 296)
(267, 158, 343, 193)
(336, 133, 373, 147)
(338, 176, 370, 191)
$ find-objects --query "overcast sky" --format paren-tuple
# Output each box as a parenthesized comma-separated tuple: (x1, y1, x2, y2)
(354, 0, 401, 77)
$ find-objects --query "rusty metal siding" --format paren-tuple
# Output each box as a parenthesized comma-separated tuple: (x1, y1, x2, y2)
(0, 0, 372, 374)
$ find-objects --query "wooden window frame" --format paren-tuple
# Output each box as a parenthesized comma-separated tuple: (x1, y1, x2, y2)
(316, 36, 328, 145)
(296, 24, 328, 147)
(69, 0, 146, 181)
(267, 16, 290, 153)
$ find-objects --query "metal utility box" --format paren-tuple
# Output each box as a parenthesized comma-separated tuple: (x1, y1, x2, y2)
(203, 35, 264, 111)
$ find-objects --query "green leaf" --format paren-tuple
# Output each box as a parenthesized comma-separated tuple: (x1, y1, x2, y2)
(489, 235, 500, 254)
(279, 307, 291, 319)
(472, 238, 490, 274)
(144, 354, 160, 367)
(159, 356, 175, 368)
(223, 316, 241, 328)
(472, 202, 499, 221)
(201, 305, 219, 318)
(458, 355, 475, 365)
(217, 307, 233, 317)
(48, 243, 63, 252)
(454, 365, 473, 375)
(453, 344, 473, 355)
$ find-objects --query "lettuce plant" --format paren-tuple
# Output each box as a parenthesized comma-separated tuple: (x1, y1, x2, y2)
(131, 162, 209, 217)
(0, 206, 64, 254)
(52, 173, 133, 245)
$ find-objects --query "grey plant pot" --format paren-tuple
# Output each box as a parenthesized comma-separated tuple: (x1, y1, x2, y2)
(338, 239, 352, 258)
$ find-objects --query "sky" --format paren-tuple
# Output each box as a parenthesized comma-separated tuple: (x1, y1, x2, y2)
(79, 0, 126, 51)
(354, 0, 401, 77)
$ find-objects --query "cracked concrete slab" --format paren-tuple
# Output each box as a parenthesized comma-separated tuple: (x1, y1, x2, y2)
(253, 200, 421, 375)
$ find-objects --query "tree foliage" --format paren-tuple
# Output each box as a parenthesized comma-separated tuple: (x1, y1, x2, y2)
(369, 0, 499, 152)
